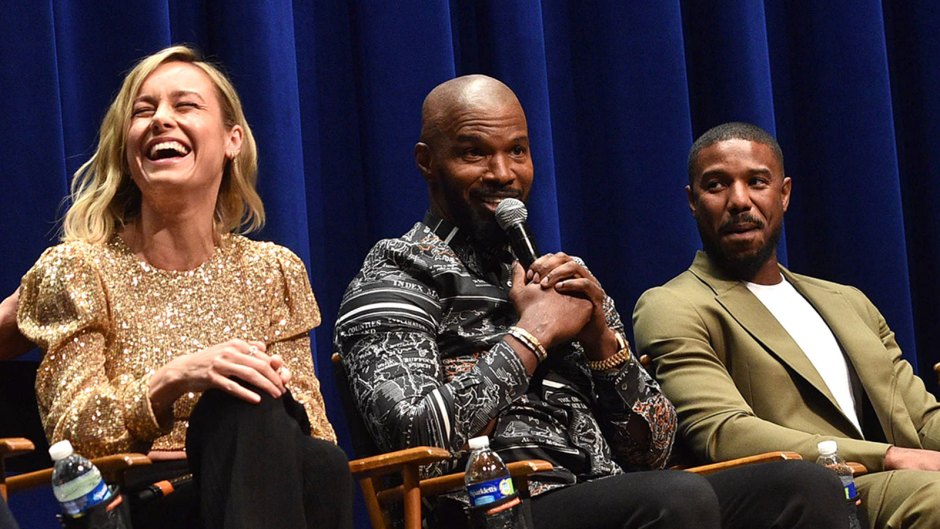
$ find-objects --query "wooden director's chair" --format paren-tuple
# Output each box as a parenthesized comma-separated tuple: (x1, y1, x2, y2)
(0, 437, 150, 502)
(332, 353, 827, 529)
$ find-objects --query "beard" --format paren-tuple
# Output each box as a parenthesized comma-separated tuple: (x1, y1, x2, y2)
(450, 203, 507, 247)
(468, 217, 509, 247)
(698, 213, 782, 281)
(437, 180, 520, 248)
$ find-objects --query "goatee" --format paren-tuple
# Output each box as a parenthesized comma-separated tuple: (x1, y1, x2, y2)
(469, 218, 509, 248)
(698, 219, 782, 281)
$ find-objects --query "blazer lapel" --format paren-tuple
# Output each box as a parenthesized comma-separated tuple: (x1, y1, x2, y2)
(690, 253, 842, 413)
(784, 271, 897, 441)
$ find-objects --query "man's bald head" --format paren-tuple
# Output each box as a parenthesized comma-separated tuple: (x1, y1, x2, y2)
(413, 74, 533, 246)
(420, 75, 523, 147)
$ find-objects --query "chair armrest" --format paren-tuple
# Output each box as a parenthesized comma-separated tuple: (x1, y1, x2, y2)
(6, 453, 152, 493)
(680, 451, 868, 478)
(376, 459, 553, 505)
(349, 446, 452, 529)
(0, 438, 34, 458)
(349, 444, 552, 529)
(0, 438, 35, 500)
(848, 462, 867, 476)
(683, 451, 803, 476)
(349, 446, 451, 479)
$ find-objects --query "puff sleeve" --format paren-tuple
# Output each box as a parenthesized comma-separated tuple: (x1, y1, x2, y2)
(264, 246, 336, 443)
(18, 244, 169, 457)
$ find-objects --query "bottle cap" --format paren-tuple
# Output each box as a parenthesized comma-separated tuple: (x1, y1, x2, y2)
(48, 440, 74, 461)
(817, 440, 838, 456)
(468, 436, 490, 450)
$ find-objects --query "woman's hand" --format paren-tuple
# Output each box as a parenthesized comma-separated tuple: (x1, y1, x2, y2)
(148, 339, 290, 425)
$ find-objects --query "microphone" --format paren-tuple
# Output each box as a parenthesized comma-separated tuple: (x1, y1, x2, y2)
(495, 198, 539, 269)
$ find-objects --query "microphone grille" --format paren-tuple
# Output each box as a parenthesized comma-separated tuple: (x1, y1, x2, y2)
(495, 198, 528, 230)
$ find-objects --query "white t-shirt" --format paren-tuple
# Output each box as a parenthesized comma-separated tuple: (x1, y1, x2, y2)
(746, 276, 862, 435)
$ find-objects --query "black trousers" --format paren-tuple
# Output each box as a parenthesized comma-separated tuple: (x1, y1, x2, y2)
(435, 460, 853, 529)
(0, 499, 19, 529)
(129, 386, 353, 529)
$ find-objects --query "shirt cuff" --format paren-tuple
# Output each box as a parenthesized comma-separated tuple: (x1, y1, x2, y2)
(122, 373, 172, 442)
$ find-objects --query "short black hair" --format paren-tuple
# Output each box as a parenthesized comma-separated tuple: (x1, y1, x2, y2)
(687, 122, 784, 186)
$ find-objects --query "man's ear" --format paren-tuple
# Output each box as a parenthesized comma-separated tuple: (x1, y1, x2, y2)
(415, 142, 433, 184)
(685, 185, 697, 217)
(781, 176, 792, 212)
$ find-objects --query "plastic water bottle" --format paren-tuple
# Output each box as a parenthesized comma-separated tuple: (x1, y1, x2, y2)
(816, 440, 862, 529)
(49, 440, 112, 517)
(465, 436, 522, 529)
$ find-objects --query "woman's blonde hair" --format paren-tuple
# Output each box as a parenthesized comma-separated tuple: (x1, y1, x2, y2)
(62, 45, 264, 243)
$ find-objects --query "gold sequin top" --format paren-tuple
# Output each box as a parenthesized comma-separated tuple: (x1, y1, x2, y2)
(18, 234, 336, 458)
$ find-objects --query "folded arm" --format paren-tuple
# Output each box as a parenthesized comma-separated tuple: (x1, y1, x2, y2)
(524, 252, 676, 468)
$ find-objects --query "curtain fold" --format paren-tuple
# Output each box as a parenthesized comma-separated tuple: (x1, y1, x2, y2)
(764, 0, 915, 357)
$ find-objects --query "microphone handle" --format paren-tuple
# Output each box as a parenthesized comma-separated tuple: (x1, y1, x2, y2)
(506, 222, 539, 269)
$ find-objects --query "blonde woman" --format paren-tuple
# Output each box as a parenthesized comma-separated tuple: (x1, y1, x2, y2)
(17, 46, 352, 529)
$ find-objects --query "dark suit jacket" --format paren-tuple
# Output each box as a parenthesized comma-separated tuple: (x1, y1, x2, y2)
(633, 251, 940, 472)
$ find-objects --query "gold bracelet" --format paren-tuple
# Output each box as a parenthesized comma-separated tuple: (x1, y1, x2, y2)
(586, 332, 631, 371)
(507, 326, 548, 362)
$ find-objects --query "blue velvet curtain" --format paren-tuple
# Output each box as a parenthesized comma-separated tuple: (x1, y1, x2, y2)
(3, 2, 939, 527)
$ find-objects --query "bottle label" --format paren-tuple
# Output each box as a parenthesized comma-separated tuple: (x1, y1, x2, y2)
(53, 468, 103, 501)
(840, 476, 858, 501)
(467, 477, 515, 507)
(57, 479, 110, 516)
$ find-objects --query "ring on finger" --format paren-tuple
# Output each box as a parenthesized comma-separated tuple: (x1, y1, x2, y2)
(247, 345, 260, 357)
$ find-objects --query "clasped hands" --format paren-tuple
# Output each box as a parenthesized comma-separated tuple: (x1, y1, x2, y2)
(509, 252, 619, 362)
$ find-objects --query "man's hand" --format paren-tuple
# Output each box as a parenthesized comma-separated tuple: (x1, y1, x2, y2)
(510, 262, 592, 351)
(526, 253, 617, 358)
(884, 446, 940, 471)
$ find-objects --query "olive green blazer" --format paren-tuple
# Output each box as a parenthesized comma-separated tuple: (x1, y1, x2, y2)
(633, 251, 940, 472)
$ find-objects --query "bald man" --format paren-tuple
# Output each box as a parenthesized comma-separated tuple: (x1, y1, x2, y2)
(334, 76, 849, 529)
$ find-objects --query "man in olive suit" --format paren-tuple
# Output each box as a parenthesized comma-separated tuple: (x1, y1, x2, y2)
(633, 122, 940, 529)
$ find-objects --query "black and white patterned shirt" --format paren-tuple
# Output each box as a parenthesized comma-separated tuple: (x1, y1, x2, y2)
(334, 212, 676, 495)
